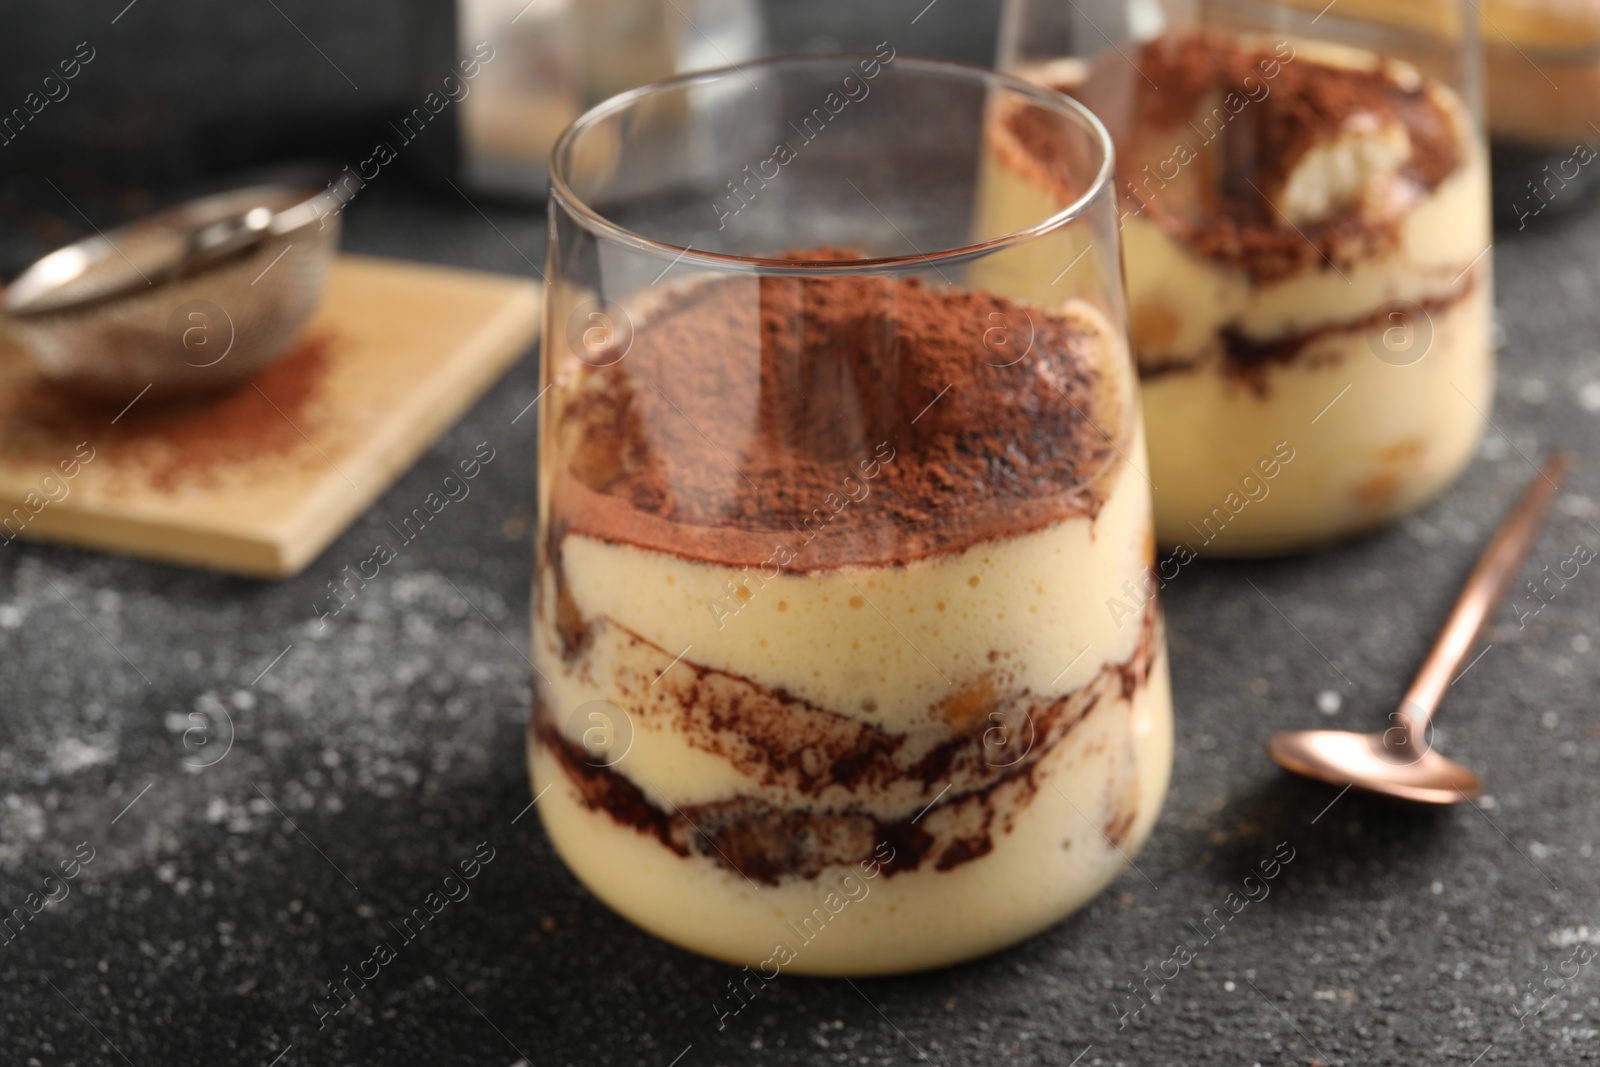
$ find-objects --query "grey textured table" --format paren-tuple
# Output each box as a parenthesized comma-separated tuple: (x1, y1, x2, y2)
(6, 20, 1600, 1067)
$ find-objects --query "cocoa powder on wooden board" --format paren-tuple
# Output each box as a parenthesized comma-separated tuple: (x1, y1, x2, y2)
(0, 332, 334, 492)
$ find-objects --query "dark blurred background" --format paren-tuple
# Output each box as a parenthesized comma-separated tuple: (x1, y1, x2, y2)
(0, 0, 1004, 277)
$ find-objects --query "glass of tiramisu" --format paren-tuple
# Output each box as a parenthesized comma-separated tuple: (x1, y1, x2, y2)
(533, 54, 1173, 974)
(1000, 0, 1495, 553)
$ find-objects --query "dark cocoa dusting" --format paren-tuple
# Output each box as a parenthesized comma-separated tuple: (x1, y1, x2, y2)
(0, 333, 333, 491)
(1139, 278, 1477, 393)
(1009, 30, 1465, 282)
(551, 261, 1123, 571)
(533, 605, 1160, 884)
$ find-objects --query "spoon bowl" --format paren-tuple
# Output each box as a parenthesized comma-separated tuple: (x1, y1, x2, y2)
(1267, 728, 1482, 805)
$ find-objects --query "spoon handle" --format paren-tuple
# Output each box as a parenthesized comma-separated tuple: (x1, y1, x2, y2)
(1401, 451, 1569, 730)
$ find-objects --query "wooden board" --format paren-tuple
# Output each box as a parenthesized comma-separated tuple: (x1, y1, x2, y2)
(0, 254, 542, 578)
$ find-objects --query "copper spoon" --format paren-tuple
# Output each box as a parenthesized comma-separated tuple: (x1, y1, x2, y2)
(1267, 451, 1569, 804)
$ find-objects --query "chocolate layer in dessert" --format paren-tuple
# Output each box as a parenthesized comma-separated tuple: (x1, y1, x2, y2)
(534, 604, 1160, 884)
(1137, 279, 1477, 390)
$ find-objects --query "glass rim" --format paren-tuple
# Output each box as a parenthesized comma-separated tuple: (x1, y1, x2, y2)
(547, 52, 1117, 275)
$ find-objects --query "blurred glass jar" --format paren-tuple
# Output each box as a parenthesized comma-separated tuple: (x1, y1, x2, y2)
(456, 0, 766, 197)
(1000, 0, 1493, 554)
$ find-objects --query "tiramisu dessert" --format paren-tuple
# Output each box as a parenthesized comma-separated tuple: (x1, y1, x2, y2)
(530, 263, 1173, 974)
(994, 32, 1493, 552)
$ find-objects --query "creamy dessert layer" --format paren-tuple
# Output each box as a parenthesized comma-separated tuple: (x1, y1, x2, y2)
(531, 267, 1173, 973)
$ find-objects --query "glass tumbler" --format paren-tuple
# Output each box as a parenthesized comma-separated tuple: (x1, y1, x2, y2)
(1001, 0, 1494, 553)
(531, 54, 1173, 975)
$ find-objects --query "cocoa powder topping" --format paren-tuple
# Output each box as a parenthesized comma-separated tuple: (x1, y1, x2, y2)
(552, 261, 1125, 570)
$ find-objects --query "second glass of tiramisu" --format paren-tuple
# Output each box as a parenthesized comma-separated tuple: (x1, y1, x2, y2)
(532, 54, 1172, 974)
(1000, 0, 1495, 553)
